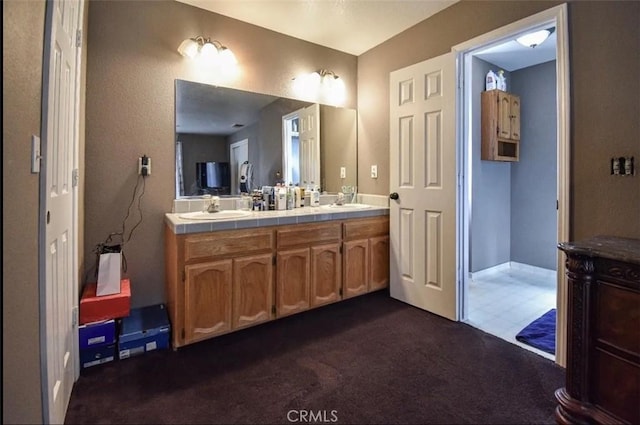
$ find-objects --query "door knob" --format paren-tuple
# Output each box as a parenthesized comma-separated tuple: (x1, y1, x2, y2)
(389, 192, 399, 200)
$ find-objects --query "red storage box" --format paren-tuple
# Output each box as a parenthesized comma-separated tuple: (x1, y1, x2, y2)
(80, 279, 131, 324)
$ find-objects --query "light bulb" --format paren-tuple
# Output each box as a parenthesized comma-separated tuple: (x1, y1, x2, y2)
(219, 47, 237, 66)
(177, 38, 199, 58)
(199, 41, 219, 62)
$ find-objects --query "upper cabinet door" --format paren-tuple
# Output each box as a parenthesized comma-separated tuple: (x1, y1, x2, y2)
(498, 91, 512, 139)
(510, 94, 521, 141)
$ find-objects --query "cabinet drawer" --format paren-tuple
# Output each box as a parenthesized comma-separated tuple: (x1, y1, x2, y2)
(184, 228, 274, 262)
(343, 216, 389, 241)
(277, 222, 341, 248)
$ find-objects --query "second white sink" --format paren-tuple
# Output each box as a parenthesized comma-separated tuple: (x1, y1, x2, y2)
(320, 203, 371, 210)
(179, 210, 253, 220)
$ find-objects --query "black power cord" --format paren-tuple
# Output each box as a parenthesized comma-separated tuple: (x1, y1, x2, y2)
(86, 173, 147, 282)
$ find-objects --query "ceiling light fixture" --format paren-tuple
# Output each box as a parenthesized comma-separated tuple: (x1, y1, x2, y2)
(178, 36, 237, 67)
(293, 69, 346, 105)
(516, 28, 554, 48)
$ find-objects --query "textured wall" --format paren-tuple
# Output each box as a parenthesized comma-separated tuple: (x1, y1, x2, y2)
(357, 0, 640, 240)
(3, 2, 46, 422)
(511, 61, 558, 269)
(85, 0, 357, 308)
(470, 58, 512, 272)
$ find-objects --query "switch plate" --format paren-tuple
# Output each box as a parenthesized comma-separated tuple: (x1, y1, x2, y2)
(340, 167, 346, 179)
(31, 135, 41, 173)
(371, 165, 378, 179)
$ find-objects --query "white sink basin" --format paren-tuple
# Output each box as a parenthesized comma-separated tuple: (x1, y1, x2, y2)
(320, 203, 371, 210)
(178, 210, 253, 220)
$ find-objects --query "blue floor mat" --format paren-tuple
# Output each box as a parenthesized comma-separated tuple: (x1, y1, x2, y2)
(515, 309, 556, 355)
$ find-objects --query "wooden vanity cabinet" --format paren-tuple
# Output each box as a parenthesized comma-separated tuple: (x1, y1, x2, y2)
(343, 216, 390, 298)
(165, 215, 389, 349)
(481, 89, 521, 161)
(164, 226, 275, 348)
(276, 222, 342, 317)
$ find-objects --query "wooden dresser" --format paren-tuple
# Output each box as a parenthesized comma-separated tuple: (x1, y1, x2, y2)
(556, 236, 640, 424)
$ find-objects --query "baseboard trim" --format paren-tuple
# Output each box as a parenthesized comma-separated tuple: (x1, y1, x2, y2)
(471, 262, 556, 281)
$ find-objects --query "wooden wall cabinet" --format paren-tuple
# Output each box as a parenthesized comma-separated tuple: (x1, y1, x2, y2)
(556, 236, 640, 425)
(481, 89, 521, 161)
(165, 215, 389, 349)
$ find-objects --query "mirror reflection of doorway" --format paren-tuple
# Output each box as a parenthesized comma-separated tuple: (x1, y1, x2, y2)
(282, 112, 300, 185)
(230, 139, 248, 195)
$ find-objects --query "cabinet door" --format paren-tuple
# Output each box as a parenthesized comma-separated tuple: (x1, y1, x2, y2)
(510, 94, 520, 140)
(276, 248, 310, 317)
(369, 236, 390, 291)
(232, 253, 274, 330)
(184, 260, 232, 344)
(498, 91, 512, 139)
(343, 239, 369, 298)
(310, 243, 341, 307)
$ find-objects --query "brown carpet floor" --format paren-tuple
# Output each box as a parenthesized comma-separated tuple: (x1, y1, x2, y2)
(65, 289, 564, 424)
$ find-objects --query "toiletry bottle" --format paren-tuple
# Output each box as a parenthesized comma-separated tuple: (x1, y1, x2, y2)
(294, 184, 301, 209)
(298, 185, 305, 208)
(311, 185, 320, 207)
(277, 184, 287, 210)
(486, 70, 497, 91)
(286, 183, 294, 210)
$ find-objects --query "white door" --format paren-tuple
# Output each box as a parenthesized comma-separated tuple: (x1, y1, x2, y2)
(298, 103, 320, 188)
(230, 139, 248, 195)
(42, 0, 82, 423)
(389, 52, 458, 321)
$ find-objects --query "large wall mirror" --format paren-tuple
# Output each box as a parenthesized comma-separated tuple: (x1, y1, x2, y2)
(175, 79, 357, 198)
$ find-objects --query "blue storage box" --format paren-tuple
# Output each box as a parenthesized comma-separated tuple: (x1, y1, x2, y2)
(80, 343, 116, 369)
(118, 304, 170, 360)
(79, 319, 116, 349)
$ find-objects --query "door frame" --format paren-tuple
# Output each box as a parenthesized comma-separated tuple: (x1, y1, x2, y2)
(452, 4, 570, 366)
(230, 139, 248, 195)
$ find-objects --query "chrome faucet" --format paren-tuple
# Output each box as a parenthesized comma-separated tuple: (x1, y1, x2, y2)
(202, 195, 220, 213)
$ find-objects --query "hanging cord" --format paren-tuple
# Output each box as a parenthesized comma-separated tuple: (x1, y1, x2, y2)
(87, 174, 146, 281)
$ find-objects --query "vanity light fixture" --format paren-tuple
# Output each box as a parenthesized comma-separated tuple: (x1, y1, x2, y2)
(177, 36, 237, 67)
(516, 27, 554, 48)
(293, 69, 346, 105)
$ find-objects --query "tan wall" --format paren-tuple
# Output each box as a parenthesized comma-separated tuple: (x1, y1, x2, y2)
(85, 0, 358, 308)
(357, 0, 640, 240)
(2, 1, 46, 422)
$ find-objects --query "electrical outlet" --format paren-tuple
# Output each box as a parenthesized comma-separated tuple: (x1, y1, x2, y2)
(340, 167, 346, 179)
(138, 155, 151, 176)
(371, 165, 378, 179)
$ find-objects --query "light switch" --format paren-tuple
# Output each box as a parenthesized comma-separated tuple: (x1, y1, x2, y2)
(340, 167, 346, 179)
(371, 165, 378, 179)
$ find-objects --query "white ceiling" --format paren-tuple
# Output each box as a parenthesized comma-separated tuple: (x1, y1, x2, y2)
(474, 30, 556, 72)
(176, 0, 459, 56)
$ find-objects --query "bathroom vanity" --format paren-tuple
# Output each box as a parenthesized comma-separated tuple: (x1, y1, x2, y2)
(164, 206, 389, 349)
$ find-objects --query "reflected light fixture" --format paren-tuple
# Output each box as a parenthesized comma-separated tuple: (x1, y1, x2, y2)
(293, 69, 346, 105)
(177, 36, 237, 67)
(516, 28, 554, 48)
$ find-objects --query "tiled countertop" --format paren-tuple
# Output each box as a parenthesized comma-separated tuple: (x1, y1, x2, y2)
(165, 205, 390, 235)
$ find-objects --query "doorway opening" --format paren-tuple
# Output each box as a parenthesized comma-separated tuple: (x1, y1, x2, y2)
(454, 4, 570, 365)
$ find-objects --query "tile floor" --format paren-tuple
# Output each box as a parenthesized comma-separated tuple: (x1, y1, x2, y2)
(464, 264, 557, 360)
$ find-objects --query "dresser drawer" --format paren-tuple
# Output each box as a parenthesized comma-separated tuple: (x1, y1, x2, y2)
(596, 282, 640, 356)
